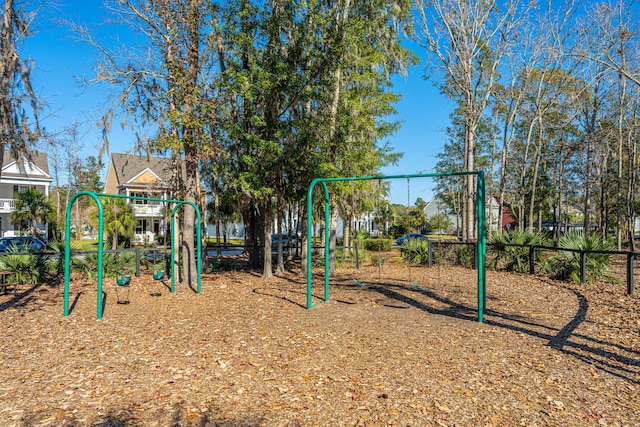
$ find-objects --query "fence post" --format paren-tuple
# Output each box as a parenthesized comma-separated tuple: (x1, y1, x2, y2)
(580, 251, 586, 283)
(135, 248, 141, 278)
(428, 240, 433, 268)
(355, 245, 359, 269)
(529, 245, 535, 274)
(627, 253, 634, 295)
(473, 243, 477, 270)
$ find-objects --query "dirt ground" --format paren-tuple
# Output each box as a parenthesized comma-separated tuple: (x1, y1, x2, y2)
(0, 256, 639, 427)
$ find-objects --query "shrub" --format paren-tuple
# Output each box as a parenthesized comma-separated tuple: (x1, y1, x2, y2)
(352, 230, 370, 240)
(72, 251, 137, 280)
(0, 250, 49, 284)
(363, 239, 392, 251)
(543, 231, 618, 283)
(455, 244, 473, 267)
(46, 239, 82, 274)
(488, 230, 551, 273)
(402, 238, 430, 264)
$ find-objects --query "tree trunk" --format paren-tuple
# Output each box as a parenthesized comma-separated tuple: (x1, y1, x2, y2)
(299, 208, 308, 277)
(262, 199, 273, 279)
(182, 155, 198, 286)
(343, 213, 351, 257)
(329, 207, 338, 277)
(275, 207, 285, 275)
(527, 121, 544, 233)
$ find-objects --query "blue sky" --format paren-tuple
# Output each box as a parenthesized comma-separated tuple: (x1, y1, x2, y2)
(23, 1, 454, 204)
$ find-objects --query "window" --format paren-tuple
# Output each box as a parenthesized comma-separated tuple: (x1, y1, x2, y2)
(135, 220, 147, 234)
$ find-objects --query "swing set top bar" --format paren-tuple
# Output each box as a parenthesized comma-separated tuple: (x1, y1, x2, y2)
(309, 171, 479, 186)
(306, 171, 486, 322)
(63, 191, 202, 320)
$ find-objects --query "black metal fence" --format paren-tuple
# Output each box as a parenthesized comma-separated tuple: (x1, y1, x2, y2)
(427, 240, 637, 295)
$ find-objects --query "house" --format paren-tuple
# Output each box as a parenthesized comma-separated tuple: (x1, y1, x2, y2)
(424, 197, 458, 233)
(105, 153, 182, 245)
(0, 150, 53, 238)
(422, 196, 518, 233)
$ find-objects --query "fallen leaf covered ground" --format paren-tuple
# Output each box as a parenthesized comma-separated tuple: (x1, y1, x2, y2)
(0, 255, 639, 426)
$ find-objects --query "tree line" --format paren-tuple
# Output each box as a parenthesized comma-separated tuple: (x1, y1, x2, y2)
(424, 0, 640, 250)
(3, 0, 640, 283)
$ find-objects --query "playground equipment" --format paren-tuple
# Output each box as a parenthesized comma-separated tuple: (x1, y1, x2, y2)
(115, 274, 131, 304)
(63, 191, 202, 319)
(152, 250, 166, 281)
(306, 171, 487, 322)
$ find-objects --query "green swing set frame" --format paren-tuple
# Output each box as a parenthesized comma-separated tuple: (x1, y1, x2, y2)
(63, 191, 202, 319)
(306, 171, 487, 322)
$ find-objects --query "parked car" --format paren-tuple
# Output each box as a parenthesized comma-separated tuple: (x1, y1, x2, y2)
(271, 233, 298, 246)
(0, 236, 47, 252)
(395, 233, 427, 246)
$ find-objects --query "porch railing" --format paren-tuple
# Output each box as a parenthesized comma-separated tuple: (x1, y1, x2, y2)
(0, 198, 16, 212)
(131, 204, 163, 216)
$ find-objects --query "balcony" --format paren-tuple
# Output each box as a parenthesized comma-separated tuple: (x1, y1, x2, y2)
(131, 203, 164, 217)
(0, 198, 16, 213)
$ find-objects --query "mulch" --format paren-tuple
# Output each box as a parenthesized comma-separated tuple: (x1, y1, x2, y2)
(0, 255, 639, 426)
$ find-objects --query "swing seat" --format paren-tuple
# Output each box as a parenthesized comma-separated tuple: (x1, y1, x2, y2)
(354, 279, 369, 289)
(411, 283, 434, 292)
(153, 270, 165, 281)
(115, 275, 131, 304)
(116, 275, 131, 287)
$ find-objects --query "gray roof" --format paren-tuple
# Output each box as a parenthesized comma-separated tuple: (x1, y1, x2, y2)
(110, 153, 183, 189)
(1, 149, 51, 180)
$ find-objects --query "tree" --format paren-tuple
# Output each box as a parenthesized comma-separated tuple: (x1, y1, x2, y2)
(76, 156, 104, 193)
(0, 0, 41, 172)
(90, 197, 135, 250)
(427, 212, 453, 234)
(84, 0, 220, 285)
(211, 0, 413, 278)
(10, 187, 53, 238)
(415, 0, 525, 241)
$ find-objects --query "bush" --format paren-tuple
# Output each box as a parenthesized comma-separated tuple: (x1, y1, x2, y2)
(72, 251, 137, 280)
(455, 244, 473, 267)
(352, 230, 370, 240)
(543, 231, 618, 283)
(401, 238, 430, 264)
(488, 230, 551, 273)
(0, 251, 49, 285)
(363, 239, 392, 251)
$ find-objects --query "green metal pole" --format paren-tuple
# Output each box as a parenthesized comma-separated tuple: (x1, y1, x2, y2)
(195, 206, 202, 294)
(171, 204, 176, 293)
(477, 170, 486, 323)
(64, 191, 104, 319)
(323, 183, 330, 302)
(306, 179, 319, 309)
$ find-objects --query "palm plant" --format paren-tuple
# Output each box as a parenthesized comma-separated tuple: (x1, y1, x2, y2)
(72, 249, 136, 280)
(402, 238, 430, 264)
(47, 239, 82, 274)
(9, 188, 54, 237)
(0, 249, 49, 285)
(89, 197, 135, 249)
(488, 230, 552, 273)
(543, 231, 618, 283)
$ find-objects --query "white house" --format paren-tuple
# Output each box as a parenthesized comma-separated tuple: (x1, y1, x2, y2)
(0, 150, 53, 238)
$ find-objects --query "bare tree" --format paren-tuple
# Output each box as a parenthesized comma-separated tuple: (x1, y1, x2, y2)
(570, 1, 640, 89)
(415, 0, 526, 240)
